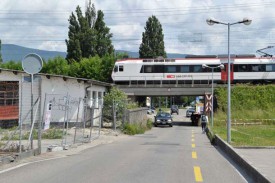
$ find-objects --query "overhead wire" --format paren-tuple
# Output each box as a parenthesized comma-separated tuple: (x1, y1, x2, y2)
(0, 1, 273, 52)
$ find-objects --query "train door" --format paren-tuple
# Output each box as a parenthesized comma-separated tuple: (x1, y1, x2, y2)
(221, 63, 234, 83)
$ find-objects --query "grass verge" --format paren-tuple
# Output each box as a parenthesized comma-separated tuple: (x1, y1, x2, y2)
(211, 125, 275, 147)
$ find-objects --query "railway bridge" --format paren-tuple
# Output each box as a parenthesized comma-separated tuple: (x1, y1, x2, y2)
(116, 83, 223, 96)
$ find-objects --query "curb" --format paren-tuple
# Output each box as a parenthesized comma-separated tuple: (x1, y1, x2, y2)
(214, 135, 271, 183)
(0, 148, 39, 166)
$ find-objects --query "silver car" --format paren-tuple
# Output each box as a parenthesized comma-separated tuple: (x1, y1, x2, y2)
(186, 108, 195, 117)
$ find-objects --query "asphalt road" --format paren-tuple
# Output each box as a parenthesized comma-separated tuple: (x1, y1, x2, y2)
(0, 109, 248, 183)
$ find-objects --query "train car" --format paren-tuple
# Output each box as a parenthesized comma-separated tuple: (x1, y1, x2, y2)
(111, 55, 275, 85)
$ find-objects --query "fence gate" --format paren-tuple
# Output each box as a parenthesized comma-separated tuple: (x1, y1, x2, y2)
(41, 94, 102, 151)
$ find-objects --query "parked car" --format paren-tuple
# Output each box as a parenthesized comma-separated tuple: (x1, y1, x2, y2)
(170, 105, 179, 115)
(154, 112, 173, 127)
(186, 108, 195, 117)
(147, 106, 155, 114)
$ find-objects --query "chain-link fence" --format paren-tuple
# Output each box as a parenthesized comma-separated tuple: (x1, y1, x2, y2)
(102, 99, 129, 130)
(40, 94, 103, 153)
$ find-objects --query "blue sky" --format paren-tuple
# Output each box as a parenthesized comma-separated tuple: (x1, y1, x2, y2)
(0, 0, 274, 56)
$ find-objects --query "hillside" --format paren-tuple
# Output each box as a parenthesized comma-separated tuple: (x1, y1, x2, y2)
(1, 44, 187, 62)
(1, 44, 66, 62)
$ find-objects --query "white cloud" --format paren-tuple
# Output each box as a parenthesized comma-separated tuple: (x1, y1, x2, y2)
(0, 0, 274, 55)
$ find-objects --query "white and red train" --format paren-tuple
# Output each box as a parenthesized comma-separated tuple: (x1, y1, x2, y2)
(111, 55, 275, 85)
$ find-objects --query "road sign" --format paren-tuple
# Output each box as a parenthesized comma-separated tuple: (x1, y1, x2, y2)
(205, 94, 212, 112)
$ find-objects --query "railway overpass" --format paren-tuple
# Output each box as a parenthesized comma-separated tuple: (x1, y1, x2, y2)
(116, 83, 222, 96)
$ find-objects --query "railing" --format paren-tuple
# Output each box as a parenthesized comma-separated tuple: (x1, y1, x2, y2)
(113, 76, 224, 88)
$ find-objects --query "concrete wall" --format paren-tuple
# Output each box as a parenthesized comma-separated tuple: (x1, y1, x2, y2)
(125, 108, 148, 125)
(215, 135, 270, 183)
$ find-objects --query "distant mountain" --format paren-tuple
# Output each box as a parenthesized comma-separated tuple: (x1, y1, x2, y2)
(1, 44, 187, 62)
(1, 44, 66, 62)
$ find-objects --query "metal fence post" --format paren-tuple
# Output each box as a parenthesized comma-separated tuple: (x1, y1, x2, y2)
(113, 99, 116, 130)
(19, 77, 23, 153)
(39, 93, 47, 154)
(74, 98, 82, 144)
(89, 106, 94, 141)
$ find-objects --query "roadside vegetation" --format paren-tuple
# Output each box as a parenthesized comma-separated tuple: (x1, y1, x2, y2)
(0, 128, 64, 141)
(121, 119, 153, 135)
(212, 84, 275, 146)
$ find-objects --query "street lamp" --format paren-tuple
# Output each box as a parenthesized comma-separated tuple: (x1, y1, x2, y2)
(202, 64, 224, 128)
(206, 17, 252, 143)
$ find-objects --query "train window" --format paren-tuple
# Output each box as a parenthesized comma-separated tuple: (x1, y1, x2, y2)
(180, 65, 190, 73)
(234, 65, 239, 72)
(259, 65, 266, 71)
(153, 65, 164, 73)
(165, 66, 177, 73)
(266, 65, 272, 71)
(119, 65, 124, 72)
(154, 59, 164, 62)
(193, 65, 202, 72)
(165, 59, 175, 62)
(144, 65, 153, 73)
(143, 59, 153, 62)
(238, 65, 248, 72)
(251, 65, 260, 72)
(266, 64, 275, 72)
(114, 66, 118, 72)
(202, 67, 210, 72)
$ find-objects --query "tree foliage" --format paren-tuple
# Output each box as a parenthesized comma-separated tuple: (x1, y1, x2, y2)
(139, 15, 166, 58)
(103, 87, 128, 122)
(66, 1, 114, 62)
(0, 61, 22, 70)
(215, 84, 275, 119)
(41, 56, 70, 75)
(94, 10, 114, 57)
(0, 40, 2, 63)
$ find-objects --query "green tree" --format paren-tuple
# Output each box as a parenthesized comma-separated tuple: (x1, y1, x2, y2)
(0, 40, 2, 63)
(103, 87, 128, 123)
(68, 61, 81, 78)
(66, 1, 114, 61)
(66, 12, 82, 62)
(41, 56, 70, 75)
(100, 54, 116, 82)
(79, 56, 102, 80)
(0, 61, 22, 70)
(139, 15, 166, 58)
(94, 10, 114, 57)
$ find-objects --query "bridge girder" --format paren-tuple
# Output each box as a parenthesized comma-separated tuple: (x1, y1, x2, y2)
(117, 86, 212, 96)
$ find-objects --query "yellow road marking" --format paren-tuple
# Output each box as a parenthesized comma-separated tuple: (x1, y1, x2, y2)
(194, 166, 203, 182)
(192, 151, 197, 159)
(192, 134, 194, 138)
(192, 138, 195, 142)
(192, 144, 196, 148)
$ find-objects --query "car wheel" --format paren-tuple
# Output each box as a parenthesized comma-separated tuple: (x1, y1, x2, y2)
(154, 123, 157, 127)
(169, 124, 173, 127)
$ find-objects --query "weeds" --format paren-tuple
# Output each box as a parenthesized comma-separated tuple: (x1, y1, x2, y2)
(122, 119, 153, 135)
(0, 128, 64, 140)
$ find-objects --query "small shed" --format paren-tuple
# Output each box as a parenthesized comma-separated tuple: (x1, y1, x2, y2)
(0, 68, 111, 128)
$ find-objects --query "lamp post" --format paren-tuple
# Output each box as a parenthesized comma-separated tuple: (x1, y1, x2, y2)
(206, 18, 252, 143)
(202, 64, 224, 128)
